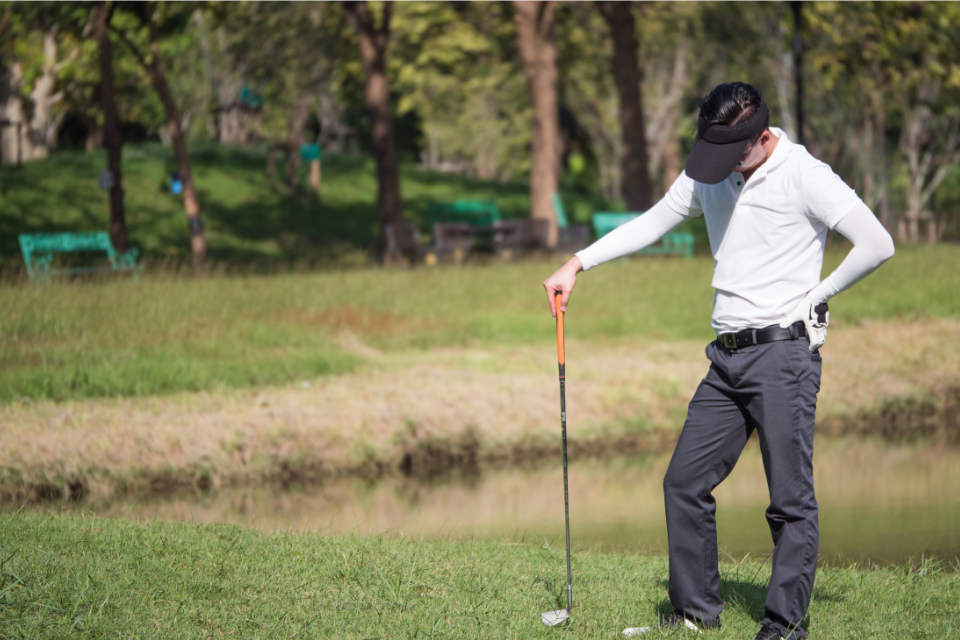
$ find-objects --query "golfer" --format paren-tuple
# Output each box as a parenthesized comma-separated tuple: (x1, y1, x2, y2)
(543, 82, 894, 640)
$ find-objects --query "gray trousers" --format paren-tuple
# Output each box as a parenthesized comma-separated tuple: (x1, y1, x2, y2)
(663, 335, 821, 640)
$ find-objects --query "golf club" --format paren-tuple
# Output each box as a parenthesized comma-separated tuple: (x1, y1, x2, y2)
(541, 291, 573, 627)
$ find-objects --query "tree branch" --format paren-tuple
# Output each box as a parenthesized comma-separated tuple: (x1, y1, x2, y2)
(108, 24, 153, 76)
(921, 119, 960, 205)
(50, 103, 70, 132)
(0, 11, 10, 41)
(145, 3, 167, 79)
(52, 45, 81, 75)
(0, 8, 11, 57)
(380, 1, 392, 35)
(105, 1, 117, 24)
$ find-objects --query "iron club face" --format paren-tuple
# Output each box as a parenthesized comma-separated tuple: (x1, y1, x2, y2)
(541, 608, 570, 626)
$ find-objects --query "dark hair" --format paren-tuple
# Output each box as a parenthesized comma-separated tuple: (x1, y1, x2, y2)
(697, 82, 769, 143)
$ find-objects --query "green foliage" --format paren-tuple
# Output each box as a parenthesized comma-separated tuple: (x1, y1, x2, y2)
(208, 2, 352, 143)
(0, 513, 957, 638)
(391, 2, 530, 181)
(806, 2, 960, 128)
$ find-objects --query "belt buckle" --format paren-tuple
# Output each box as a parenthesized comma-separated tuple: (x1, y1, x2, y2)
(720, 333, 736, 349)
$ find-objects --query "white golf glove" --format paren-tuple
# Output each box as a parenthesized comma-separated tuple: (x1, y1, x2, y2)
(779, 295, 829, 353)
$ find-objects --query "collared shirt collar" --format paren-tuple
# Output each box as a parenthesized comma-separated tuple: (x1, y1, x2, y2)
(732, 127, 792, 186)
(764, 127, 793, 171)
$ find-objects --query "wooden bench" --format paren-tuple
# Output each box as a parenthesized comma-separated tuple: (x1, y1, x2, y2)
(18, 232, 141, 280)
(427, 200, 502, 227)
(491, 218, 550, 261)
(591, 212, 694, 259)
(384, 222, 439, 267)
(433, 222, 474, 265)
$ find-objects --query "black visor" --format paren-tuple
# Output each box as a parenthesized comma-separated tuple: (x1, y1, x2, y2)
(685, 102, 769, 184)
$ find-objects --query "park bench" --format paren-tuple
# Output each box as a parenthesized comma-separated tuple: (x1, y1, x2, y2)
(18, 232, 141, 280)
(591, 212, 694, 259)
(384, 222, 440, 267)
(551, 194, 590, 253)
(491, 218, 550, 261)
(433, 223, 474, 265)
(427, 199, 502, 227)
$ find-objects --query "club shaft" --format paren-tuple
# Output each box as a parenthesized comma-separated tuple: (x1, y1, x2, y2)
(559, 364, 572, 612)
(555, 294, 572, 613)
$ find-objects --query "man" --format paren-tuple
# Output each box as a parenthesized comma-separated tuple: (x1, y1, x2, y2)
(543, 82, 894, 640)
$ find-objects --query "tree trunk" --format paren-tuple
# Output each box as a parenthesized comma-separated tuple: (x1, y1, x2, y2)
(191, 9, 222, 140)
(82, 112, 103, 150)
(27, 29, 57, 160)
(95, 2, 128, 252)
(861, 104, 874, 208)
(286, 91, 313, 192)
(773, 52, 797, 141)
(343, 1, 403, 252)
(0, 61, 26, 165)
(790, 1, 805, 146)
(897, 75, 960, 244)
(514, 0, 559, 247)
(645, 31, 688, 196)
(597, 1, 652, 211)
(214, 26, 249, 144)
(142, 4, 206, 271)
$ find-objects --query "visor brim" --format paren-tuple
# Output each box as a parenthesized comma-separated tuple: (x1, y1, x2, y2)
(685, 136, 750, 185)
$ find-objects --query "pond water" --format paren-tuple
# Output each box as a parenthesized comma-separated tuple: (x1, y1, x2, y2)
(51, 438, 960, 567)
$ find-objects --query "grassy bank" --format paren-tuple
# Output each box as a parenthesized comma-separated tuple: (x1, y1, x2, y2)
(2, 245, 958, 402)
(0, 513, 956, 638)
(2, 318, 958, 502)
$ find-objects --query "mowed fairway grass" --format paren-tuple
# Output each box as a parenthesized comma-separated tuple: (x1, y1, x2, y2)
(1, 513, 958, 639)
(1, 244, 958, 402)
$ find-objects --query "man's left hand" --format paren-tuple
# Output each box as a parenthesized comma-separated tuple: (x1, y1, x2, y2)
(779, 296, 829, 353)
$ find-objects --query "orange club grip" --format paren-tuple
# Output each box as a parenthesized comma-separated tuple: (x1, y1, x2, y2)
(555, 292, 565, 365)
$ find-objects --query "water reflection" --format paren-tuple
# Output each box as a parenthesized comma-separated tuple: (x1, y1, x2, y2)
(71, 439, 960, 566)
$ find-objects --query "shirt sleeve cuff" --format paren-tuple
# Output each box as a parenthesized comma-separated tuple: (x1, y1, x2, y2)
(574, 249, 596, 271)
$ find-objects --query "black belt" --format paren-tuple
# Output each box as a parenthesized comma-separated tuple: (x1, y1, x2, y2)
(716, 322, 804, 350)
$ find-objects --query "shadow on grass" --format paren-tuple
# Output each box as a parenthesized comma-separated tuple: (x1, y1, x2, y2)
(0, 143, 625, 271)
(651, 570, 846, 632)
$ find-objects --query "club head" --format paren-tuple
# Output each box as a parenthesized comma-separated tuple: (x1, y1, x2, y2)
(541, 609, 570, 626)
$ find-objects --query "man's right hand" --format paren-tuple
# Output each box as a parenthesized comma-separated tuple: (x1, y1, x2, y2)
(543, 255, 583, 317)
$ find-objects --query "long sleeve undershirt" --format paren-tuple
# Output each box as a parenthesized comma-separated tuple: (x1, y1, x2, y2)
(575, 200, 894, 303)
(575, 198, 693, 271)
(806, 201, 895, 303)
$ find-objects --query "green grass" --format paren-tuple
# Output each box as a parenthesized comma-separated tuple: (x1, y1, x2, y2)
(1, 244, 958, 402)
(2, 145, 956, 402)
(0, 143, 621, 269)
(0, 513, 957, 638)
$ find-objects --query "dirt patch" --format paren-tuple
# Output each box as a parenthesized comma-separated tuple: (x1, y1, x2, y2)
(277, 306, 420, 335)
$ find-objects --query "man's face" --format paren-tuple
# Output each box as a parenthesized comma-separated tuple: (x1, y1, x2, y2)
(733, 131, 770, 173)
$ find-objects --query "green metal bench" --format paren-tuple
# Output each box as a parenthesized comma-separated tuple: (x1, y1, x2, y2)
(592, 212, 694, 259)
(427, 200, 502, 227)
(18, 232, 140, 280)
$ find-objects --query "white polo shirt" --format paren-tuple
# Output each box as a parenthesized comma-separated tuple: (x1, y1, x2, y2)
(576, 129, 864, 333)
